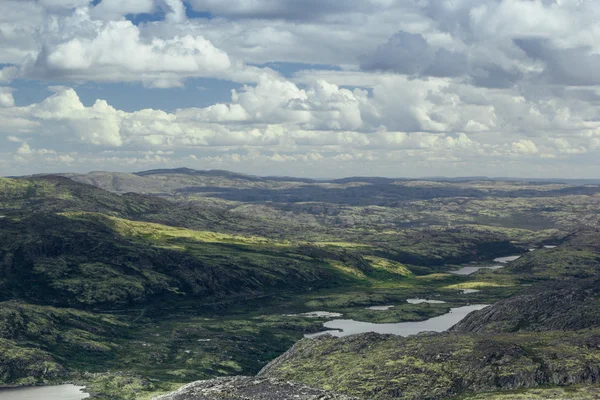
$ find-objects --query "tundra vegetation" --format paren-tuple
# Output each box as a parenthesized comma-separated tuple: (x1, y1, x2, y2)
(1, 169, 600, 399)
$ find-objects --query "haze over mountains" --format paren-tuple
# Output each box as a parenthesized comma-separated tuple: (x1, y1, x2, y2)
(58, 168, 600, 195)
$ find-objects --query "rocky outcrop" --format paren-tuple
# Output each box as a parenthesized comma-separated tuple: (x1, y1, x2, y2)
(152, 377, 358, 400)
(450, 285, 600, 333)
(259, 331, 600, 400)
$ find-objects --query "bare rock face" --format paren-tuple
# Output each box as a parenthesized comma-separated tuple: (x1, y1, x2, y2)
(450, 284, 600, 333)
(152, 377, 358, 400)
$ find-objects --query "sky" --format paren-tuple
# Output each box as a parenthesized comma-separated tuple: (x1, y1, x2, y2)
(0, 0, 599, 178)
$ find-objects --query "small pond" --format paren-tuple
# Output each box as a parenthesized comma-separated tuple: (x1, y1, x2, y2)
(493, 255, 521, 263)
(366, 305, 395, 310)
(284, 311, 343, 318)
(406, 298, 447, 304)
(450, 265, 505, 275)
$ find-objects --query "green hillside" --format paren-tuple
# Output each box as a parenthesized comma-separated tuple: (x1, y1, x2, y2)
(3, 172, 600, 399)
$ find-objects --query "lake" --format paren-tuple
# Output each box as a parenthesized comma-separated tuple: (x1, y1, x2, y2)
(366, 305, 395, 310)
(493, 255, 521, 263)
(0, 385, 89, 400)
(450, 253, 523, 275)
(305, 304, 489, 338)
(406, 298, 446, 304)
(450, 264, 505, 275)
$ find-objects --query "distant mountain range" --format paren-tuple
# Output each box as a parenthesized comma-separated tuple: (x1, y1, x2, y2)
(11, 167, 600, 186)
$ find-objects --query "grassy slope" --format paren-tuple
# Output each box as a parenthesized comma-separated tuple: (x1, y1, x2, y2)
(1, 211, 378, 308)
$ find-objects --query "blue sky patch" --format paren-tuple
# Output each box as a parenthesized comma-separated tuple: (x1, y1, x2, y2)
(10, 78, 240, 112)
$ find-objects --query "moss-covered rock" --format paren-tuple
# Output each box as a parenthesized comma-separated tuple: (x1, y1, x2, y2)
(450, 283, 600, 333)
(259, 330, 600, 400)
(0, 338, 66, 387)
(0, 301, 124, 354)
(462, 385, 600, 399)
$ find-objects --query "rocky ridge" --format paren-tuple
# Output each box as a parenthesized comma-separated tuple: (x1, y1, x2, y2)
(151, 377, 357, 400)
(257, 330, 600, 400)
(450, 283, 600, 333)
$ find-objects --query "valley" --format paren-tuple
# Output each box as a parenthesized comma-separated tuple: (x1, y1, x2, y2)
(1, 169, 600, 399)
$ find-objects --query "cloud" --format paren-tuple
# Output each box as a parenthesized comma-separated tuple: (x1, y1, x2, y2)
(177, 74, 372, 131)
(0, 88, 15, 108)
(29, 88, 124, 146)
(16, 142, 33, 155)
(360, 31, 468, 78)
(0, 67, 19, 83)
(38, 0, 92, 9)
(515, 38, 600, 86)
(360, 29, 524, 88)
(1, 0, 600, 177)
(549, 138, 588, 155)
(187, 0, 378, 21)
(1, 82, 592, 161)
(90, 0, 155, 20)
(511, 140, 539, 155)
(16, 142, 52, 156)
(0, 1, 44, 64)
(25, 8, 240, 88)
(360, 0, 600, 88)
(0, 84, 456, 152)
(159, 1, 428, 67)
(0, 3, 269, 88)
(161, 0, 187, 23)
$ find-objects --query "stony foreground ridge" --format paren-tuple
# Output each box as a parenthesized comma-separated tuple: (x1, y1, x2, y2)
(258, 331, 600, 400)
(152, 377, 358, 400)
